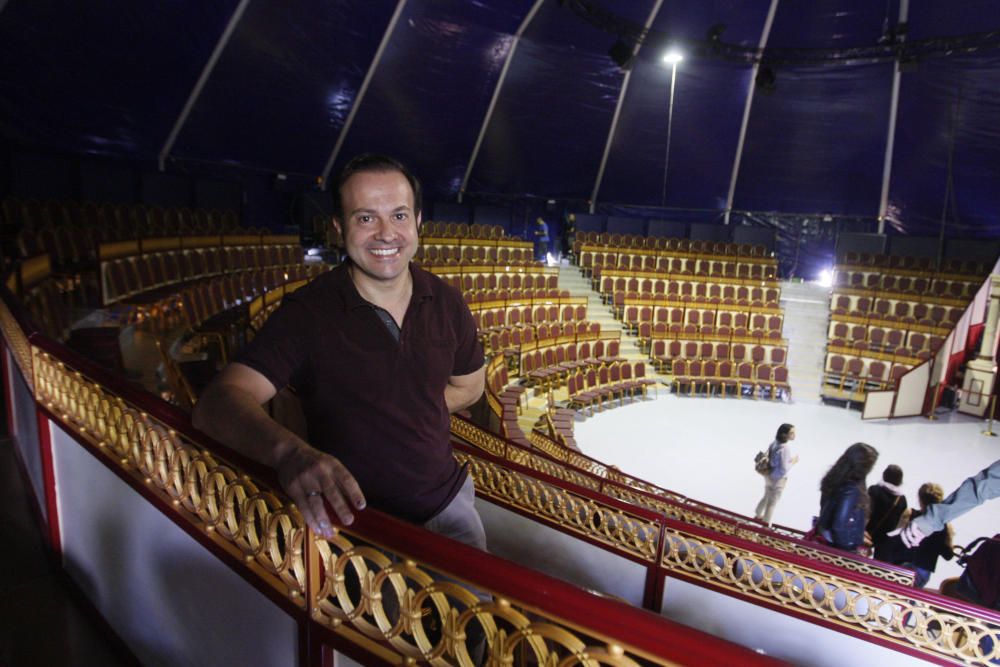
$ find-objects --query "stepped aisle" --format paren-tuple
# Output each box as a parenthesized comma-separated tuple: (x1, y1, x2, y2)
(515, 262, 667, 434)
(779, 281, 830, 404)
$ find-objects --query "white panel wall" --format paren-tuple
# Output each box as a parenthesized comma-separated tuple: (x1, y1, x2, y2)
(51, 424, 299, 667)
(893, 362, 930, 417)
(8, 348, 44, 520)
(660, 578, 925, 666)
(476, 498, 648, 606)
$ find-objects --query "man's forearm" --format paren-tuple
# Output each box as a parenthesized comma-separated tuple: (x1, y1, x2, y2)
(445, 383, 482, 413)
(192, 384, 302, 468)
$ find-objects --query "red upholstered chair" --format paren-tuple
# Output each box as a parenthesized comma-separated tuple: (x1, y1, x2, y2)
(772, 365, 790, 401)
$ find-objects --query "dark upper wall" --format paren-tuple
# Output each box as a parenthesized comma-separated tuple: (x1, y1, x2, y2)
(2, 0, 1000, 275)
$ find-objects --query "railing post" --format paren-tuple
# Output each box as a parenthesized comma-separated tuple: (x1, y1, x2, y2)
(642, 519, 669, 613)
(925, 383, 941, 420)
(35, 400, 61, 554)
(983, 394, 998, 436)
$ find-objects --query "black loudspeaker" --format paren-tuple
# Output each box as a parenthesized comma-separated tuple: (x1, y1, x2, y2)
(609, 39, 634, 70)
(755, 67, 776, 94)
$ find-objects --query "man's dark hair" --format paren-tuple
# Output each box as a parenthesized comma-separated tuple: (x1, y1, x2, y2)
(332, 153, 422, 221)
(882, 464, 903, 486)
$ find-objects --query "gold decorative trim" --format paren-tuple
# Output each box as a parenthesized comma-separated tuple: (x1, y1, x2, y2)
(310, 530, 674, 667)
(661, 526, 1000, 664)
(0, 299, 34, 392)
(31, 349, 307, 603)
(453, 417, 913, 586)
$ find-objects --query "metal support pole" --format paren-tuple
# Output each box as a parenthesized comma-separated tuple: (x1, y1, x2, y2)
(926, 384, 941, 420)
(660, 62, 678, 208)
(983, 395, 997, 436)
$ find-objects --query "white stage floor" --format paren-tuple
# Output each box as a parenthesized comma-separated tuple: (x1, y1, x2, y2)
(575, 393, 1000, 590)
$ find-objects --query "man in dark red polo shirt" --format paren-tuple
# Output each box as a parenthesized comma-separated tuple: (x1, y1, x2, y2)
(192, 154, 487, 549)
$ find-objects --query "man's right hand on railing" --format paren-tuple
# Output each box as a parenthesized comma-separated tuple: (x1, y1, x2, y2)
(274, 438, 366, 537)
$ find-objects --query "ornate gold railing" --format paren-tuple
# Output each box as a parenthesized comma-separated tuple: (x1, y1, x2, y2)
(660, 526, 1000, 663)
(17, 325, 772, 666)
(32, 345, 308, 602)
(309, 513, 702, 667)
(0, 298, 34, 392)
(453, 415, 913, 585)
(454, 445, 1000, 665)
(12, 269, 995, 665)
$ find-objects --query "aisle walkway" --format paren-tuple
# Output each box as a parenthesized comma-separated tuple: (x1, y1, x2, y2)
(514, 262, 669, 435)
(779, 281, 830, 404)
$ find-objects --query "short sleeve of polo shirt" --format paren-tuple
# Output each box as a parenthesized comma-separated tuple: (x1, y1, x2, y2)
(446, 284, 484, 377)
(236, 288, 317, 392)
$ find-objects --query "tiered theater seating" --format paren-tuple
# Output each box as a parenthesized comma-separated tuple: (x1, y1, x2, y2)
(566, 360, 656, 415)
(419, 220, 505, 239)
(3, 197, 247, 272)
(99, 234, 305, 330)
(522, 336, 623, 391)
(484, 355, 531, 447)
(467, 295, 588, 334)
(532, 401, 578, 450)
(415, 240, 534, 266)
(821, 253, 989, 403)
(570, 232, 788, 401)
(430, 265, 560, 291)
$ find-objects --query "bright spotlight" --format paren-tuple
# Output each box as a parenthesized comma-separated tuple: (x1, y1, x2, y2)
(816, 268, 835, 287)
(662, 50, 684, 64)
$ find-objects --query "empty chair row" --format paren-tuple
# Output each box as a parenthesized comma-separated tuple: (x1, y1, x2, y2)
(624, 306, 782, 333)
(582, 252, 776, 278)
(831, 293, 964, 325)
(639, 321, 784, 344)
(21, 279, 73, 342)
(471, 303, 588, 331)
(566, 362, 657, 415)
(466, 293, 583, 309)
(102, 245, 304, 304)
(574, 232, 767, 257)
(522, 340, 623, 391)
(437, 271, 559, 292)
(834, 270, 979, 299)
(483, 321, 602, 357)
(533, 408, 577, 451)
(823, 354, 912, 399)
(180, 265, 321, 331)
(599, 276, 779, 303)
(420, 220, 505, 239)
(671, 360, 790, 401)
(464, 288, 568, 303)
(840, 252, 988, 276)
(828, 322, 944, 355)
(415, 244, 533, 265)
(650, 340, 787, 372)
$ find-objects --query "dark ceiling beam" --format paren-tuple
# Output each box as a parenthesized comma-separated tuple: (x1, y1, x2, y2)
(589, 0, 666, 214)
(723, 0, 779, 225)
(878, 0, 911, 233)
(457, 0, 546, 203)
(320, 0, 409, 189)
(158, 0, 252, 171)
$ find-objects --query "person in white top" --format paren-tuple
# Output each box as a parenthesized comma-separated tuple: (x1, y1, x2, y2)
(754, 423, 798, 526)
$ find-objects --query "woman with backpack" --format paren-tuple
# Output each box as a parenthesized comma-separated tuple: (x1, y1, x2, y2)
(814, 443, 879, 554)
(754, 423, 797, 526)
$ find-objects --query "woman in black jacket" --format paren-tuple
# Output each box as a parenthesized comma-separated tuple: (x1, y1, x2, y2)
(815, 443, 879, 553)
